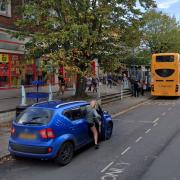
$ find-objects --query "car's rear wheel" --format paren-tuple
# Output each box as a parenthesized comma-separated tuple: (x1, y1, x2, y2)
(55, 142, 74, 166)
(106, 123, 113, 140)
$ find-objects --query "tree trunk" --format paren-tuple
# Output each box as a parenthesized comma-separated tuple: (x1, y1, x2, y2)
(75, 74, 87, 97)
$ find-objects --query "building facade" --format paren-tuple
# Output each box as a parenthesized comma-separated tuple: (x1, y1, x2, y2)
(0, 0, 36, 88)
(0, 1, 96, 89)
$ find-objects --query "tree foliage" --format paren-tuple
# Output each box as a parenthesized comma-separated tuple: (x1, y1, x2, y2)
(142, 9, 180, 53)
(14, 0, 156, 96)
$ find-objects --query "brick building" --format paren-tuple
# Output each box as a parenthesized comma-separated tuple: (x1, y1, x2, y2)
(0, 0, 38, 88)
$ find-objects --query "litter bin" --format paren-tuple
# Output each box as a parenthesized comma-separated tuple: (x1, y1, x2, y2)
(16, 105, 30, 117)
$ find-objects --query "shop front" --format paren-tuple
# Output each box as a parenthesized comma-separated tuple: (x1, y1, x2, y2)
(0, 29, 41, 88)
(0, 53, 37, 88)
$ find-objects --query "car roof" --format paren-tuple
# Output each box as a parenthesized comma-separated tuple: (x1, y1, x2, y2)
(32, 100, 89, 110)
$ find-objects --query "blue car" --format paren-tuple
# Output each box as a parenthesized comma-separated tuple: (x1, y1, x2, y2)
(9, 100, 113, 165)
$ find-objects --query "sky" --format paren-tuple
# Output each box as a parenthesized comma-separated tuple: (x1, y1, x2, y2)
(156, 0, 180, 20)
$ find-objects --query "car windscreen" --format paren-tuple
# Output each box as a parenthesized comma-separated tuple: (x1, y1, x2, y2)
(156, 55, 174, 62)
(15, 108, 54, 125)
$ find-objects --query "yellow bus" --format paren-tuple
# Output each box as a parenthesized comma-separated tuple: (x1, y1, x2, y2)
(151, 53, 180, 96)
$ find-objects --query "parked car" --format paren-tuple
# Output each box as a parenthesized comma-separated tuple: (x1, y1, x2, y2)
(9, 100, 113, 165)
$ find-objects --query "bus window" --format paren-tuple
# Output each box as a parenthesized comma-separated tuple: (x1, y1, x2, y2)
(156, 56, 174, 62)
(155, 69, 175, 77)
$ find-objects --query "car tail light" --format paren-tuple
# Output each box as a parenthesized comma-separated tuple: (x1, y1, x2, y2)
(39, 128, 55, 139)
(47, 147, 52, 153)
(176, 85, 179, 92)
(11, 127, 15, 135)
(39, 129, 47, 139)
(47, 128, 55, 138)
(151, 85, 154, 92)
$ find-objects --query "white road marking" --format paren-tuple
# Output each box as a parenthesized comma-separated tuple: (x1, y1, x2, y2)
(168, 107, 172, 111)
(145, 129, 151, 134)
(121, 147, 131, 156)
(115, 162, 130, 166)
(162, 112, 166, 116)
(135, 137, 143, 143)
(153, 117, 160, 123)
(101, 162, 114, 173)
(153, 123, 158, 127)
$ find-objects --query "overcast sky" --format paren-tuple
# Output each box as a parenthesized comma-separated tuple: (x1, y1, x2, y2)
(156, 0, 180, 20)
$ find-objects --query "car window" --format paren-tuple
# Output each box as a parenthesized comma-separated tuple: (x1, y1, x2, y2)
(64, 111, 72, 119)
(64, 108, 84, 121)
(79, 106, 87, 118)
(15, 108, 54, 125)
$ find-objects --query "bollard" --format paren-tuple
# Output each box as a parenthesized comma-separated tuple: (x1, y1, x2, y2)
(20, 85, 27, 106)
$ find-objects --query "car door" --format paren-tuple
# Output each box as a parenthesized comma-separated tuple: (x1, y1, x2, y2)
(64, 107, 89, 146)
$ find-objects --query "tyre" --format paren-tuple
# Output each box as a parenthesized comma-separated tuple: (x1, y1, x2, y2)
(106, 123, 113, 140)
(55, 142, 74, 166)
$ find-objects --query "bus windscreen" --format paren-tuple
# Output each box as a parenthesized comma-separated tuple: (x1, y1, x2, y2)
(155, 69, 175, 77)
(156, 55, 174, 62)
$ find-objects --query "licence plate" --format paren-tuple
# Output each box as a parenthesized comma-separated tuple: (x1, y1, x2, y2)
(162, 92, 169, 95)
(19, 133, 36, 140)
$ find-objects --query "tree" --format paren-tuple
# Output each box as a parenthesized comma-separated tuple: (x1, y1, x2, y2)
(142, 9, 180, 54)
(14, 0, 156, 97)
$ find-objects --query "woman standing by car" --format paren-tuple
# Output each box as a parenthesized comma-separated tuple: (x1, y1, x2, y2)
(86, 100, 101, 149)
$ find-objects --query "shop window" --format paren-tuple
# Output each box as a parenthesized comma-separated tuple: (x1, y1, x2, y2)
(0, 0, 11, 17)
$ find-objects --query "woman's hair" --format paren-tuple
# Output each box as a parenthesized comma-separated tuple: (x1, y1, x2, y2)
(90, 100, 97, 108)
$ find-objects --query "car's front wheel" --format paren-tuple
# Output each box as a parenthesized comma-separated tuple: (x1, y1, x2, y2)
(106, 123, 113, 140)
(55, 142, 74, 166)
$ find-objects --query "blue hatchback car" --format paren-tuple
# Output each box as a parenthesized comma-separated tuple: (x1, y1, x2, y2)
(9, 100, 113, 165)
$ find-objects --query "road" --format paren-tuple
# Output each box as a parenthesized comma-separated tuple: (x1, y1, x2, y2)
(1, 97, 180, 180)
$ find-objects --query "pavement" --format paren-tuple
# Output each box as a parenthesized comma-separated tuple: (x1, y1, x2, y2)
(0, 84, 123, 112)
(0, 84, 124, 125)
(3, 95, 180, 180)
(0, 90, 151, 161)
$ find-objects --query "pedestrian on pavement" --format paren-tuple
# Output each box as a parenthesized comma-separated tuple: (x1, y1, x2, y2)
(86, 77, 92, 91)
(57, 75, 66, 96)
(142, 80, 146, 96)
(134, 80, 139, 97)
(137, 80, 141, 96)
(92, 77, 98, 93)
(103, 76, 107, 84)
(107, 73, 113, 88)
(85, 100, 101, 149)
(139, 80, 144, 96)
(129, 78, 135, 96)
